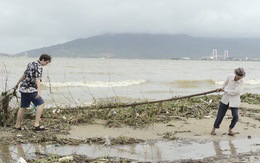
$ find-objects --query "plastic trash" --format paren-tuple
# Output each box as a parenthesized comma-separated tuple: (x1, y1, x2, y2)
(58, 156, 73, 162)
(54, 144, 61, 147)
(16, 157, 27, 163)
(103, 135, 111, 146)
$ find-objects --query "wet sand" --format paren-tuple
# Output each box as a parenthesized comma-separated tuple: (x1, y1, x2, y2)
(58, 102, 260, 162)
(64, 103, 260, 141)
(0, 102, 259, 162)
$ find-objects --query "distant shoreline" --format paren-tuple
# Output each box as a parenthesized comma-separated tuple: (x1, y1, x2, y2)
(1, 55, 260, 62)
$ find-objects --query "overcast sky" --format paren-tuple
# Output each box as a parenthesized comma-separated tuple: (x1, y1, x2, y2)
(1, 0, 260, 54)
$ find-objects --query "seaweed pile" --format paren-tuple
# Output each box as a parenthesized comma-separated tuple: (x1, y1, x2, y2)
(0, 92, 260, 162)
(26, 154, 135, 163)
(1, 95, 218, 139)
(1, 93, 260, 145)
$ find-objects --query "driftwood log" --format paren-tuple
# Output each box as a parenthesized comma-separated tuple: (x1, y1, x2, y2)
(0, 89, 17, 126)
(97, 89, 218, 109)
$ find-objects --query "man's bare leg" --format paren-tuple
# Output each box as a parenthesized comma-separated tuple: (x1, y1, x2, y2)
(34, 104, 44, 127)
(228, 128, 235, 136)
(15, 108, 26, 128)
(211, 127, 216, 135)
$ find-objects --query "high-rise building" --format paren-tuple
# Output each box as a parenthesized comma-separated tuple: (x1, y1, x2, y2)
(212, 49, 218, 60)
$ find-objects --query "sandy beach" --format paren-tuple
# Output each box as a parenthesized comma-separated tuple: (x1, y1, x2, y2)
(64, 103, 260, 141)
(0, 101, 259, 162)
(56, 102, 260, 162)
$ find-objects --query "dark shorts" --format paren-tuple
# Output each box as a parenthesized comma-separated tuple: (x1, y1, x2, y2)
(20, 92, 44, 108)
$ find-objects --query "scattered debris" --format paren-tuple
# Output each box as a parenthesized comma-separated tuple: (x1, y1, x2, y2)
(0, 93, 260, 162)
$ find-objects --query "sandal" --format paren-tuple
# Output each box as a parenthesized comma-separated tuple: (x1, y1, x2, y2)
(14, 127, 22, 130)
(33, 125, 47, 131)
(228, 132, 235, 136)
(211, 132, 217, 135)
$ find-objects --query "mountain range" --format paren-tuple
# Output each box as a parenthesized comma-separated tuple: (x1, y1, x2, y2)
(14, 33, 260, 59)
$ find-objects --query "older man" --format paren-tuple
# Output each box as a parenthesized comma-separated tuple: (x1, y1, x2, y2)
(211, 67, 246, 136)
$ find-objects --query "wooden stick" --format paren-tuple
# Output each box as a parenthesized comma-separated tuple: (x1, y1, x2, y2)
(98, 89, 217, 109)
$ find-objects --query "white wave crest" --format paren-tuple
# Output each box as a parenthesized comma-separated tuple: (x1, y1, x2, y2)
(214, 80, 224, 85)
(245, 79, 260, 85)
(42, 79, 147, 88)
(215, 79, 260, 85)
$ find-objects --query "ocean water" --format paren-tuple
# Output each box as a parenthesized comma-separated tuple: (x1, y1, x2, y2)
(1, 57, 259, 107)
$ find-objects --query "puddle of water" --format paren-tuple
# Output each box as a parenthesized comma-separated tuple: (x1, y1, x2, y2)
(1, 137, 259, 162)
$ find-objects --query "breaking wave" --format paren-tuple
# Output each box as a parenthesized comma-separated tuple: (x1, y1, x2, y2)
(168, 79, 216, 88)
(170, 79, 260, 88)
(215, 79, 260, 85)
(42, 79, 147, 88)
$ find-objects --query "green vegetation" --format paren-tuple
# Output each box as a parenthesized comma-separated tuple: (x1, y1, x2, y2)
(241, 93, 260, 105)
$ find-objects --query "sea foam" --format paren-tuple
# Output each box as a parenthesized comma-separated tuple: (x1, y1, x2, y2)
(42, 79, 147, 88)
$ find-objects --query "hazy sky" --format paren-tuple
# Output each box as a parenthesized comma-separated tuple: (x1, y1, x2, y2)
(1, 0, 260, 54)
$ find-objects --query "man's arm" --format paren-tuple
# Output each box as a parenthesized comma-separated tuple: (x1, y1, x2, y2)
(14, 74, 25, 90)
(35, 78, 41, 98)
(224, 84, 244, 96)
(216, 75, 230, 92)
